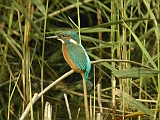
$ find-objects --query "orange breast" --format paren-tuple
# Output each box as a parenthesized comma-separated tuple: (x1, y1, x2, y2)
(62, 44, 85, 79)
(62, 43, 80, 72)
(62, 44, 82, 73)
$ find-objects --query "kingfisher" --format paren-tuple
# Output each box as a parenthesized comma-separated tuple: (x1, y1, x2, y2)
(47, 31, 91, 82)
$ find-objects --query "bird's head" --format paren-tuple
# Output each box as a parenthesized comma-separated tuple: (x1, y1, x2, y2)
(47, 31, 79, 45)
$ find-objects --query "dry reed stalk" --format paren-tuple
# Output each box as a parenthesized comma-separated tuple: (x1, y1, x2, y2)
(64, 93, 72, 119)
(44, 102, 52, 120)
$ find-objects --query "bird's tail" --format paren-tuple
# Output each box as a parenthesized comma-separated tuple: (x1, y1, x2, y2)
(84, 71, 89, 82)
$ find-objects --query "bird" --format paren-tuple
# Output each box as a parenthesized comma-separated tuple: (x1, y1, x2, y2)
(47, 31, 91, 82)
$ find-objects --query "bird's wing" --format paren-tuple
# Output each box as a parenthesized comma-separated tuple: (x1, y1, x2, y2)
(68, 44, 89, 71)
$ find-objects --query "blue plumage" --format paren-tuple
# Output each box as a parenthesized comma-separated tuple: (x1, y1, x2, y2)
(66, 43, 91, 82)
(47, 31, 91, 82)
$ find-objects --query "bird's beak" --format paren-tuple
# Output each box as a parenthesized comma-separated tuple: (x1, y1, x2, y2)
(46, 35, 64, 43)
(46, 35, 58, 39)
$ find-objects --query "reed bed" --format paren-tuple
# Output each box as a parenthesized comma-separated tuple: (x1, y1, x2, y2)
(0, 0, 160, 119)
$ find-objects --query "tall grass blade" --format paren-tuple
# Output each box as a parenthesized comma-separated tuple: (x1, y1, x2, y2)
(123, 21, 158, 69)
(13, 1, 42, 36)
(116, 88, 154, 116)
(113, 68, 159, 78)
(32, 0, 46, 15)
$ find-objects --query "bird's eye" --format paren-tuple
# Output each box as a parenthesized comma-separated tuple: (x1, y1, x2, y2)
(58, 34, 61, 37)
(58, 34, 66, 37)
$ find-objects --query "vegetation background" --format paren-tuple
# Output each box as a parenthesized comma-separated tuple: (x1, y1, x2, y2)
(0, 0, 160, 120)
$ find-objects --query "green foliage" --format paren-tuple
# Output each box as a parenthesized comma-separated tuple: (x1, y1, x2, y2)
(0, 0, 160, 119)
(116, 88, 154, 116)
(114, 68, 160, 78)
